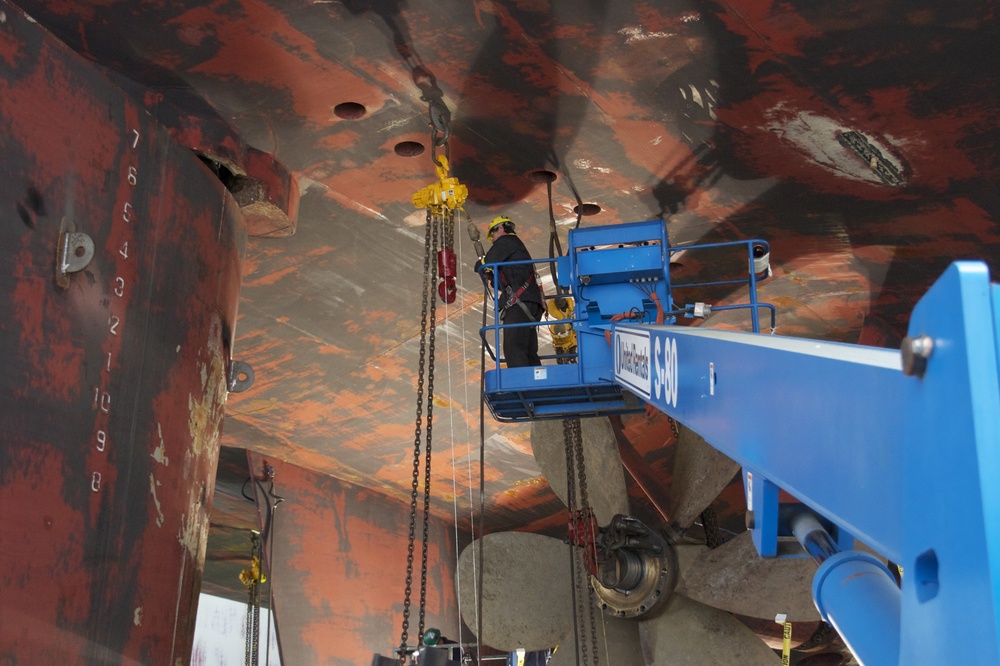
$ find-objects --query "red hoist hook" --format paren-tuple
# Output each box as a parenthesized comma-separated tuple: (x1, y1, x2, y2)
(437, 246, 457, 303)
(413, 154, 467, 305)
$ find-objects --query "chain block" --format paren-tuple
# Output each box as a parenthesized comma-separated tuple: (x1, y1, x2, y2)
(412, 156, 468, 212)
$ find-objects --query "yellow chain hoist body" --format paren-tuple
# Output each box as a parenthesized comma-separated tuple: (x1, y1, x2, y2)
(547, 296, 578, 358)
(239, 554, 266, 586)
(411, 156, 468, 212)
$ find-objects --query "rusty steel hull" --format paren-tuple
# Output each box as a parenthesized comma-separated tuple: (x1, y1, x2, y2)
(245, 452, 460, 664)
(0, 3, 245, 663)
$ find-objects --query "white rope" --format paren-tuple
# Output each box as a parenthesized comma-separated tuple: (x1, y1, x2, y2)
(444, 211, 482, 663)
(444, 214, 463, 660)
(461, 212, 484, 664)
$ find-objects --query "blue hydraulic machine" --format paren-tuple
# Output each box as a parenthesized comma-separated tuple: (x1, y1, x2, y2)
(479, 219, 1000, 665)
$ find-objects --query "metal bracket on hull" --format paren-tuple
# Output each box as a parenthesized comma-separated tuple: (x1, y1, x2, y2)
(228, 359, 256, 393)
(55, 218, 94, 289)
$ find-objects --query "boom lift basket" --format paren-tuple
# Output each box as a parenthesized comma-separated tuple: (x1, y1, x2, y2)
(480, 219, 774, 421)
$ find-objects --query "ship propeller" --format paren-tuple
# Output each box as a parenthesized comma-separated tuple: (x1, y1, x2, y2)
(667, 422, 742, 530)
(457, 531, 781, 664)
(457, 415, 820, 663)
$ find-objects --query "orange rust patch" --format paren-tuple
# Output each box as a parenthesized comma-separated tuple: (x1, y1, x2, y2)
(241, 264, 300, 287)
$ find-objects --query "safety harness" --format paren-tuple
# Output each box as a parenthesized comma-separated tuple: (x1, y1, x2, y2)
(498, 268, 541, 321)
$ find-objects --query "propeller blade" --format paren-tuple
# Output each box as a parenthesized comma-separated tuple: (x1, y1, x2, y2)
(457, 532, 573, 651)
(530, 417, 630, 523)
(596, 616, 647, 666)
(458, 531, 650, 663)
(545, 615, 647, 666)
(669, 424, 740, 529)
(677, 531, 820, 622)
(545, 646, 574, 666)
(638, 594, 782, 665)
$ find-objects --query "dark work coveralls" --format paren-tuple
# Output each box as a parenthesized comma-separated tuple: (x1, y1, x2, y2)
(477, 233, 543, 367)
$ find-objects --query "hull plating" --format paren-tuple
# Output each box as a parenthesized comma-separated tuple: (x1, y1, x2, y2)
(0, 3, 245, 662)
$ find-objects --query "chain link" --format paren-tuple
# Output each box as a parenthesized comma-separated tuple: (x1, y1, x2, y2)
(245, 579, 253, 665)
(572, 418, 599, 665)
(251, 587, 260, 666)
(428, 99, 451, 170)
(400, 208, 449, 657)
(396, 91, 455, 661)
(563, 417, 599, 666)
(400, 209, 435, 655)
(701, 503, 723, 549)
(563, 419, 586, 666)
(418, 211, 441, 640)
(245, 533, 261, 666)
(667, 415, 680, 441)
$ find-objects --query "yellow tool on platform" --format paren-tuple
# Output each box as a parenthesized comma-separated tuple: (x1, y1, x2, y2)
(547, 296, 578, 359)
(412, 155, 468, 212)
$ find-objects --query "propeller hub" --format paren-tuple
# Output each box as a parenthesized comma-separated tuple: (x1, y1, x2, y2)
(600, 549, 646, 590)
(592, 541, 679, 619)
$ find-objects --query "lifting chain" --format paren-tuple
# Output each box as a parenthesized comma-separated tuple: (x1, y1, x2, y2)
(564, 418, 599, 666)
(442, 210, 455, 255)
(701, 503, 723, 549)
(429, 99, 451, 169)
(411, 94, 463, 219)
(395, 94, 466, 665)
(399, 209, 439, 658)
(242, 531, 264, 666)
(573, 419, 600, 666)
(563, 419, 586, 666)
(665, 417, 722, 547)
(419, 212, 440, 640)
(667, 415, 680, 442)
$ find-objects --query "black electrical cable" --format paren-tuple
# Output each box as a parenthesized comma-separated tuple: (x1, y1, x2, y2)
(545, 177, 564, 292)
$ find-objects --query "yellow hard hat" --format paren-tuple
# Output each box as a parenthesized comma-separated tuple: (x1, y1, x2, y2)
(487, 215, 514, 241)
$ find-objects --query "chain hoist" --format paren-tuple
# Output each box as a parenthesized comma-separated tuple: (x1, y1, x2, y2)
(397, 99, 469, 663)
(240, 531, 265, 666)
(547, 296, 577, 362)
(413, 153, 466, 306)
(413, 100, 465, 307)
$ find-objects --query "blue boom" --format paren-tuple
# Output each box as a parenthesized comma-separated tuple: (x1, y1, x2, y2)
(480, 219, 1000, 665)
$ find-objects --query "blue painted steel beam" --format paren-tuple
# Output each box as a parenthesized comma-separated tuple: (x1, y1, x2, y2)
(613, 261, 1000, 665)
(612, 323, 907, 558)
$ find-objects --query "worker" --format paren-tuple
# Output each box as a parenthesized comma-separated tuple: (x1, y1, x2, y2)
(475, 215, 544, 367)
